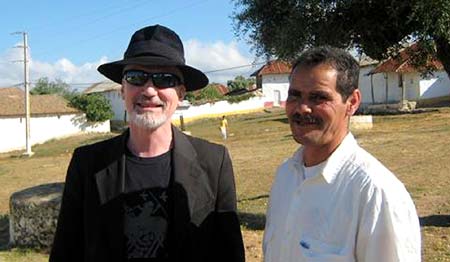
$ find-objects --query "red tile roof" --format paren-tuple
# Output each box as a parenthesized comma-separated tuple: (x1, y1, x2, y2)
(0, 87, 80, 117)
(370, 43, 444, 74)
(251, 60, 292, 76)
(189, 83, 229, 96)
(214, 83, 229, 95)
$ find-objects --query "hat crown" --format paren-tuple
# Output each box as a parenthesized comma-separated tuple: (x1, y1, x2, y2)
(124, 24, 185, 63)
(97, 24, 209, 91)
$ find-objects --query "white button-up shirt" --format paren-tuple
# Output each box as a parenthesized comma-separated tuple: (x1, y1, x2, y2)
(263, 133, 421, 262)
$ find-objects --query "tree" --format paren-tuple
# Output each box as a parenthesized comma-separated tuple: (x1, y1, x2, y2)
(232, 0, 450, 77)
(227, 75, 255, 91)
(30, 77, 73, 98)
(185, 83, 224, 105)
(69, 94, 113, 122)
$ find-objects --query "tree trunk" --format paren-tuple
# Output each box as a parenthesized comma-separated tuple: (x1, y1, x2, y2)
(435, 37, 450, 80)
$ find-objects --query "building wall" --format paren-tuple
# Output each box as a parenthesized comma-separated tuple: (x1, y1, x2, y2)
(261, 74, 290, 107)
(172, 96, 265, 124)
(104, 90, 126, 121)
(358, 65, 390, 105)
(0, 114, 110, 153)
(359, 68, 450, 106)
(419, 71, 450, 99)
(359, 68, 402, 106)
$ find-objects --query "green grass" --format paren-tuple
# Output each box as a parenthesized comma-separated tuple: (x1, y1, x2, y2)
(1, 107, 450, 261)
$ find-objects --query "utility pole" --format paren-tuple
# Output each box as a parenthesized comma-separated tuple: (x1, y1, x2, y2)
(12, 31, 33, 156)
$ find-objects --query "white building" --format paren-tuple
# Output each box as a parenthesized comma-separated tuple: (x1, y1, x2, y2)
(0, 87, 109, 153)
(364, 44, 450, 106)
(83, 81, 125, 121)
(251, 60, 291, 108)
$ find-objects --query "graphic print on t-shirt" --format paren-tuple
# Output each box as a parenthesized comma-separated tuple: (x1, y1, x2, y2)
(124, 187, 169, 259)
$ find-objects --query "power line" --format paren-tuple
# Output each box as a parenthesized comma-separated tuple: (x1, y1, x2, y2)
(26, 0, 151, 34)
(32, 0, 210, 59)
(204, 62, 266, 74)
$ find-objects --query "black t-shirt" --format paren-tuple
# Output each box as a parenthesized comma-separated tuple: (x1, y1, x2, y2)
(123, 148, 172, 261)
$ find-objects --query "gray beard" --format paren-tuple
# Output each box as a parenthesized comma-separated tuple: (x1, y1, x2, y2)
(129, 111, 168, 130)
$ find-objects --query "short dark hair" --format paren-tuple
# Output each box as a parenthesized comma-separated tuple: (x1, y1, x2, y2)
(291, 46, 359, 100)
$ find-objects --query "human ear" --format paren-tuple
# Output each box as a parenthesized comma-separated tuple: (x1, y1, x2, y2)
(346, 89, 361, 116)
(120, 85, 125, 99)
(178, 86, 186, 101)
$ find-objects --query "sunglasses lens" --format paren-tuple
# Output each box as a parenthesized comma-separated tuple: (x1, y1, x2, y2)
(152, 73, 180, 88)
(123, 71, 182, 88)
(123, 71, 148, 86)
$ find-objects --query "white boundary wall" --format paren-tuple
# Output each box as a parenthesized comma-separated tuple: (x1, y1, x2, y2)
(0, 113, 110, 153)
(172, 96, 265, 122)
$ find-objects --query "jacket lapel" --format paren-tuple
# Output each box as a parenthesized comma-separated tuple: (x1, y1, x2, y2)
(171, 127, 215, 226)
(94, 131, 128, 259)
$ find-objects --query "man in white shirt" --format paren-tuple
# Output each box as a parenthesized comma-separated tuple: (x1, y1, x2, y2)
(263, 46, 421, 262)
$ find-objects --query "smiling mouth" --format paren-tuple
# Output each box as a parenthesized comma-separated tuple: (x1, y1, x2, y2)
(134, 97, 165, 109)
(136, 102, 163, 108)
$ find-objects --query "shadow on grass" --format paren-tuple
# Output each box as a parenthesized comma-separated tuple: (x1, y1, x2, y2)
(238, 194, 269, 203)
(256, 117, 289, 125)
(0, 214, 9, 250)
(239, 212, 266, 231)
(420, 215, 450, 227)
(237, 194, 268, 230)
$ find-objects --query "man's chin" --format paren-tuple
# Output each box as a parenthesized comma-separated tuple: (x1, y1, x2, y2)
(130, 113, 168, 130)
(292, 132, 320, 145)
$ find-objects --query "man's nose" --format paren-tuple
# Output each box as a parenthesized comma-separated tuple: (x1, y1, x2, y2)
(295, 99, 312, 114)
(140, 80, 158, 95)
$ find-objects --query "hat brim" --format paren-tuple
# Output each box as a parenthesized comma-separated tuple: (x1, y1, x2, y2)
(97, 56, 209, 91)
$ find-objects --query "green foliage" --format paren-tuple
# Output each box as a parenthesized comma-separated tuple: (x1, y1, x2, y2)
(225, 93, 255, 104)
(227, 75, 255, 91)
(185, 83, 225, 105)
(69, 94, 113, 122)
(232, 0, 450, 76)
(185, 80, 256, 105)
(30, 77, 72, 96)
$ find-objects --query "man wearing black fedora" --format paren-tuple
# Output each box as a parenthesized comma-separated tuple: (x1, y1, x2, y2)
(50, 24, 245, 262)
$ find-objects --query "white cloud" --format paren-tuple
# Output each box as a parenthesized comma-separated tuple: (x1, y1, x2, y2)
(0, 40, 257, 90)
(30, 57, 109, 90)
(0, 45, 27, 87)
(185, 40, 258, 84)
(0, 46, 108, 91)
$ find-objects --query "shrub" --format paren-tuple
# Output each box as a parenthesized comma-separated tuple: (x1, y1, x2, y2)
(69, 94, 113, 122)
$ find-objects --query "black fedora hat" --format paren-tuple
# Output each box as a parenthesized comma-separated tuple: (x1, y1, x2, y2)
(98, 24, 209, 91)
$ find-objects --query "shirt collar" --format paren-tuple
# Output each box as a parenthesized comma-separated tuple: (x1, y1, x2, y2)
(288, 132, 358, 184)
(321, 132, 358, 183)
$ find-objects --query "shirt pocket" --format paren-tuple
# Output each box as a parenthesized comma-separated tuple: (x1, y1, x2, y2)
(299, 235, 353, 262)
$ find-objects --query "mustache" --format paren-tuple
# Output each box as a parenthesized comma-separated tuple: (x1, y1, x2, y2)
(134, 95, 165, 107)
(290, 113, 322, 125)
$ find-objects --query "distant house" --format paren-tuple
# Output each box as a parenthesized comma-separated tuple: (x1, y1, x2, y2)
(83, 81, 124, 121)
(366, 44, 450, 106)
(251, 60, 291, 107)
(0, 87, 109, 153)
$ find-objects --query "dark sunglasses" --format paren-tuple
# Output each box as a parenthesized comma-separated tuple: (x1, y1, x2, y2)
(123, 70, 183, 88)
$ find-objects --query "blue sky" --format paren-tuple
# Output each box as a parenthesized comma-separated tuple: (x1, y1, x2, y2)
(0, 0, 262, 88)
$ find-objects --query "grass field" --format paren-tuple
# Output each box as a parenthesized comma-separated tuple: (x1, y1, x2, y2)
(1, 107, 450, 261)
